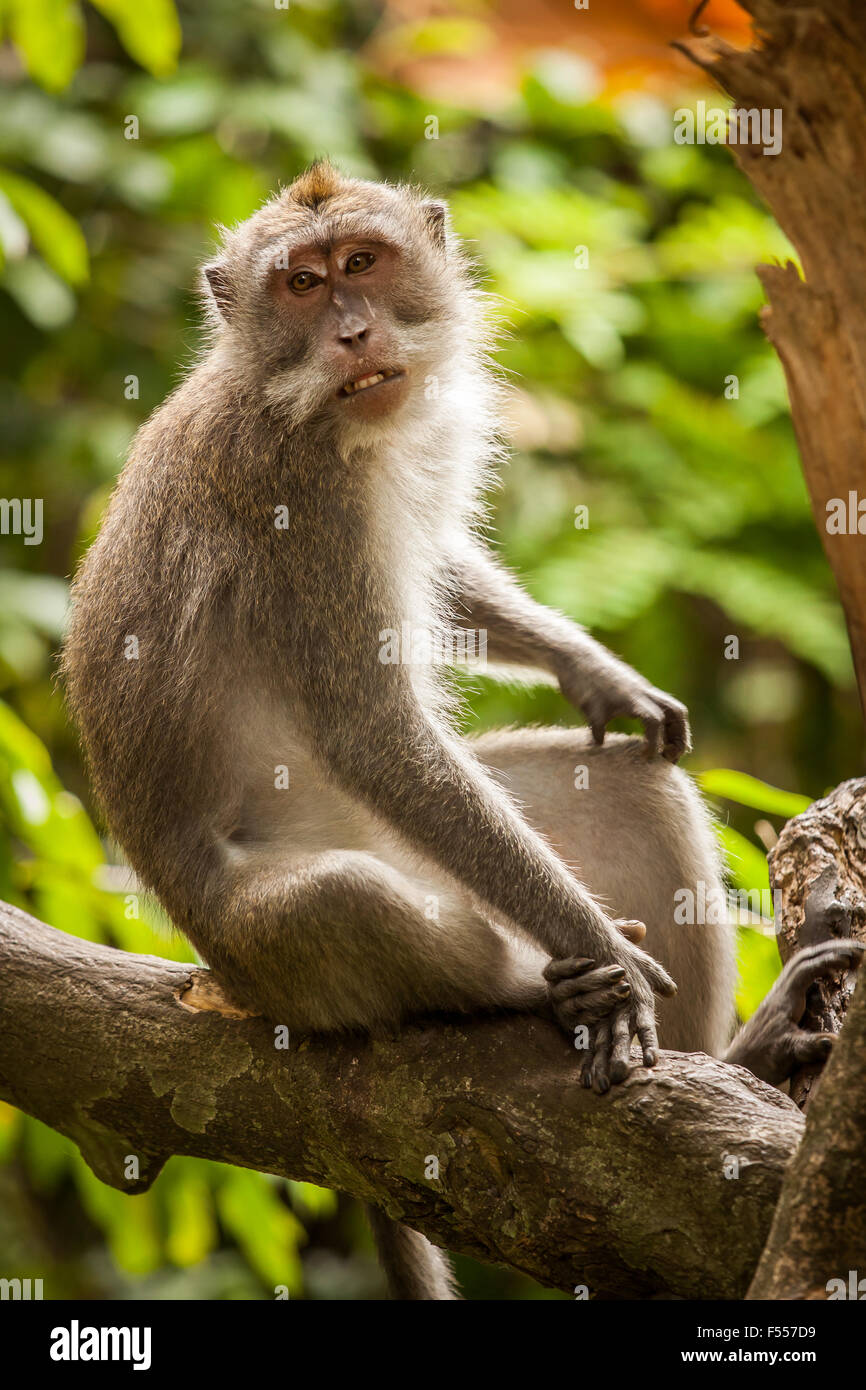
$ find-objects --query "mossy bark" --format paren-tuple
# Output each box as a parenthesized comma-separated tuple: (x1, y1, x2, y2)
(0, 900, 801, 1299)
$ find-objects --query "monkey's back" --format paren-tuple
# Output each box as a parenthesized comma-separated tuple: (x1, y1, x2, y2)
(63, 383, 265, 911)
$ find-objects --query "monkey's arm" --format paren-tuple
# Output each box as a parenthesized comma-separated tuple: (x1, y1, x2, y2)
(725, 939, 865, 1084)
(450, 544, 690, 762)
(296, 645, 675, 1079)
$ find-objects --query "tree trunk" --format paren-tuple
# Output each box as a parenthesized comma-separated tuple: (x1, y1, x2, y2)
(747, 932, 866, 1298)
(680, 0, 866, 710)
(678, 0, 866, 1298)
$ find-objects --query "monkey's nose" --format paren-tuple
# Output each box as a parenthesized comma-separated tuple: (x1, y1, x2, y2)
(338, 324, 368, 347)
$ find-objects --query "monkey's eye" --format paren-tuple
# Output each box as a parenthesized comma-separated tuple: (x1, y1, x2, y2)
(289, 270, 322, 294)
(345, 251, 375, 275)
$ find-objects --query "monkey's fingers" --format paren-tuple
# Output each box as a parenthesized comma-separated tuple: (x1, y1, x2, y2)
(586, 1019, 613, 1094)
(635, 1006, 661, 1068)
(636, 700, 665, 759)
(543, 956, 595, 984)
(548, 963, 626, 1001)
(615, 918, 646, 945)
(636, 952, 677, 998)
(660, 698, 691, 763)
(780, 939, 865, 1021)
(793, 937, 866, 966)
(790, 1031, 835, 1068)
(579, 1034, 596, 1089)
(589, 714, 607, 747)
(554, 984, 631, 1029)
(609, 1007, 634, 1083)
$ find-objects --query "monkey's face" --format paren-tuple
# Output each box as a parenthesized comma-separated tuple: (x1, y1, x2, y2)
(202, 174, 475, 433)
(269, 236, 413, 423)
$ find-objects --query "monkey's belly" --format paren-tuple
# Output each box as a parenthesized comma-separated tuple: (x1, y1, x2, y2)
(222, 694, 413, 865)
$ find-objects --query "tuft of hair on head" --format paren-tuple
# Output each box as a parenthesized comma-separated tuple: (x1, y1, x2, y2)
(287, 159, 345, 211)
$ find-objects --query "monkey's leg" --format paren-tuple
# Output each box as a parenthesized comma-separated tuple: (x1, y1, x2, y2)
(200, 848, 546, 1034)
(468, 727, 735, 1058)
(199, 848, 543, 1302)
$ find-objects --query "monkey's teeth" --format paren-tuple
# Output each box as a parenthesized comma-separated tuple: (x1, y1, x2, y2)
(342, 370, 395, 395)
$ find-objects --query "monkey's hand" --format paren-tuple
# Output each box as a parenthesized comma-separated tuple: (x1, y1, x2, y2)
(555, 651, 691, 762)
(724, 939, 865, 1086)
(544, 929, 677, 1093)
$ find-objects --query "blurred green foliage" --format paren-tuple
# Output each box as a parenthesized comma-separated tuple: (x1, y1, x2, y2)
(0, 0, 861, 1300)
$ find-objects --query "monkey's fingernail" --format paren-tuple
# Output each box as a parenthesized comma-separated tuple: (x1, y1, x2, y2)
(615, 983, 630, 997)
(610, 967, 625, 979)
(596, 1077, 610, 1095)
(643, 1048, 658, 1067)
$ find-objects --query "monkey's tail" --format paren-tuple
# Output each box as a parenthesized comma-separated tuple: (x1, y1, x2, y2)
(366, 1207, 461, 1300)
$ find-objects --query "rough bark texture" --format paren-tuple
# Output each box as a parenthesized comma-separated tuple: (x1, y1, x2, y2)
(0, 899, 802, 1300)
(747, 932, 866, 1299)
(768, 778, 866, 1105)
(678, 0, 866, 1300)
(680, 0, 866, 710)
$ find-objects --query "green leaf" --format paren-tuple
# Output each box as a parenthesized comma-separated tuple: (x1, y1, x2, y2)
(216, 1169, 305, 1292)
(0, 170, 88, 284)
(287, 1181, 338, 1220)
(532, 529, 683, 632)
(0, 1102, 23, 1161)
(6, 0, 85, 93)
(0, 699, 104, 872)
(389, 18, 492, 59)
(699, 768, 811, 820)
(1, 257, 77, 327)
(736, 927, 781, 1021)
(0, 572, 69, 638)
(90, 0, 181, 78)
(164, 1167, 218, 1267)
(75, 1161, 162, 1274)
(682, 550, 854, 686)
(717, 824, 770, 897)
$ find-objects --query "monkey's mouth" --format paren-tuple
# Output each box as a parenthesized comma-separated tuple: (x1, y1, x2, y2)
(337, 368, 404, 398)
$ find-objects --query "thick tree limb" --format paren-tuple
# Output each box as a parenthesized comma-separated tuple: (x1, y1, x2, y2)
(747, 929, 866, 1299)
(677, 0, 866, 1298)
(679, 0, 866, 709)
(0, 899, 802, 1299)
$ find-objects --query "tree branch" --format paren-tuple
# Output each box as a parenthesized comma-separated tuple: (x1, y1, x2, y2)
(0, 899, 801, 1299)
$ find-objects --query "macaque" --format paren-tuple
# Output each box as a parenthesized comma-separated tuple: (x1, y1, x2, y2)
(63, 163, 864, 1299)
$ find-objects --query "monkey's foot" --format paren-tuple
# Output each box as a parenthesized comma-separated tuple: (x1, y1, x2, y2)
(543, 956, 637, 1095)
(543, 956, 631, 1032)
(724, 938, 865, 1087)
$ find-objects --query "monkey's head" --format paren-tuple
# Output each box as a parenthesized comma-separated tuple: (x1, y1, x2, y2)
(201, 162, 483, 433)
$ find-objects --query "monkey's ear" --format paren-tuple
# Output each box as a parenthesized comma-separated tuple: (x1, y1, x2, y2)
(202, 260, 234, 319)
(420, 200, 448, 251)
